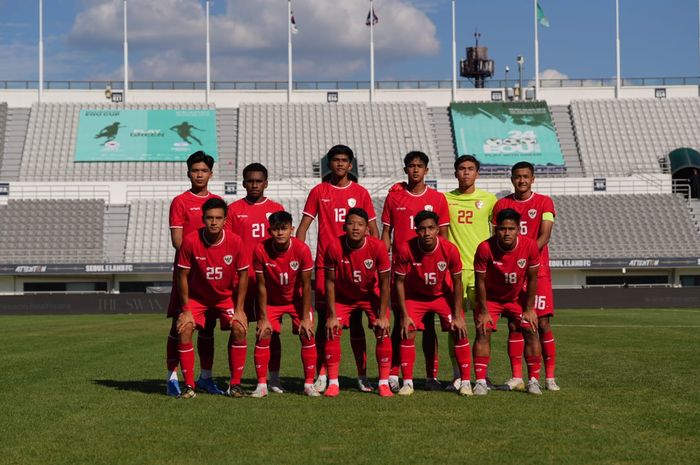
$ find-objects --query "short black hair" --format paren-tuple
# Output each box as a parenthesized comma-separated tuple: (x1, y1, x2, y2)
(187, 150, 215, 170)
(511, 161, 535, 176)
(414, 210, 439, 227)
(496, 208, 521, 225)
(202, 198, 227, 215)
(242, 162, 268, 180)
(345, 207, 369, 224)
(268, 211, 293, 229)
(454, 154, 480, 172)
(404, 151, 429, 167)
(326, 144, 354, 165)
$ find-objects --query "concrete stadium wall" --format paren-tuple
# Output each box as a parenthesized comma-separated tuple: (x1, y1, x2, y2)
(0, 288, 698, 315)
(1, 85, 697, 107)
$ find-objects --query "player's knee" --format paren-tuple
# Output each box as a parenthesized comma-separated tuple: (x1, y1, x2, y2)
(475, 330, 491, 344)
(231, 323, 246, 342)
(179, 325, 194, 342)
(538, 317, 551, 333)
(405, 330, 417, 341)
(507, 320, 519, 332)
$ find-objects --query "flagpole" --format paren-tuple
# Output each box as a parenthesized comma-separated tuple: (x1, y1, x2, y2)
(38, 0, 44, 103)
(369, 0, 375, 103)
(288, 0, 293, 103)
(205, 0, 211, 104)
(534, 0, 539, 100)
(451, 0, 457, 102)
(123, 0, 129, 102)
(615, 0, 621, 99)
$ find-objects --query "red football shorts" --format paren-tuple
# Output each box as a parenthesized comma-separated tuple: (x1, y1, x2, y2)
(405, 296, 460, 332)
(533, 275, 554, 318)
(475, 300, 534, 332)
(182, 297, 235, 330)
(266, 303, 313, 334)
(333, 299, 385, 328)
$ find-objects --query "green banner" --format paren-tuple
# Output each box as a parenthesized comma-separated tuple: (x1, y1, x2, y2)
(75, 109, 217, 162)
(450, 102, 564, 170)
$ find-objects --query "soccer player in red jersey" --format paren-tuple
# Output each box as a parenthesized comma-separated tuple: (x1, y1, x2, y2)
(492, 161, 560, 392)
(296, 145, 379, 393)
(473, 208, 543, 395)
(175, 198, 250, 398)
(226, 163, 285, 392)
(393, 211, 473, 396)
(250, 211, 318, 397)
(323, 208, 393, 397)
(381, 151, 450, 392)
(165, 151, 223, 396)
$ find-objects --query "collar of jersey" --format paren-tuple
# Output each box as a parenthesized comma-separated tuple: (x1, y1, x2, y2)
(202, 229, 225, 247)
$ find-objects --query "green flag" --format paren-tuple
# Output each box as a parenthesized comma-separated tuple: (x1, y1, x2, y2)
(537, 1, 550, 27)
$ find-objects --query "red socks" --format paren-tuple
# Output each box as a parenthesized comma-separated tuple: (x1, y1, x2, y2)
(324, 329, 342, 380)
(228, 335, 247, 385)
(508, 331, 525, 379)
(300, 336, 317, 384)
(540, 330, 556, 378)
(375, 334, 392, 381)
(453, 337, 472, 381)
(178, 342, 195, 387)
(254, 337, 271, 384)
(526, 355, 542, 380)
(269, 332, 282, 373)
(473, 355, 490, 381)
(197, 333, 214, 372)
(399, 338, 416, 380)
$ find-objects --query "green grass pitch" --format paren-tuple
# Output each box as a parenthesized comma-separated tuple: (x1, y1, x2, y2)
(3, 308, 700, 465)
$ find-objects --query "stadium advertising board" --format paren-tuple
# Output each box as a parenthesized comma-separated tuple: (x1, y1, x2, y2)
(75, 109, 218, 162)
(450, 102, 564, 170)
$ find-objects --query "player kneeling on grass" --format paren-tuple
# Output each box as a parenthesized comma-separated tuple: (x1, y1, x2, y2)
(251, 211, 318, 398)
(473, 208, 543, 395)
(324, 208, 393, 397)
(175, 198, 250, 399)
(394, 211, 473, 396)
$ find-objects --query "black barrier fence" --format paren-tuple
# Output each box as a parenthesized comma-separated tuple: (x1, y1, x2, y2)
(0, 288, 698, 315)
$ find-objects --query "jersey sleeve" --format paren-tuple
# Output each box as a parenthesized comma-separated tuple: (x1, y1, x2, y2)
(381, 192, 393, 226)
(252, 244, 265, 274)
(527, 240, 541, 268)
(393, 246, 409, 276)
(376, 240, 391, 273)
(169, 197, 185, 229)
(490, 199, 503, 226)
(300, 242, 314, 271)
(446, 242, 462, 275)
(542, 196, 556, 219)
(177, 236, 193, 269)
(359, 188, 377, 221)
(473, 241, 489, 273)
(436, 193, 450, 227)
(323, 243, 339, 271)
(302, 186, 319, 219)
(233, 235, 250, 271)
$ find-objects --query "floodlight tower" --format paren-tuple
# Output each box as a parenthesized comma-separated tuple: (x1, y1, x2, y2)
(459, 31, 494, 88)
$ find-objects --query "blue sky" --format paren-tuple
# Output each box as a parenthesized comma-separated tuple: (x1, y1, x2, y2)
(0, 0, 697, 84)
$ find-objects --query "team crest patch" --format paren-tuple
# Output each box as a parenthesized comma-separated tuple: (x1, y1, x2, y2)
(517, 259, 526, 268)
(424, 204, 434, 212)
(437, 261, 447, 271)
(348, 198, 357, 208)
(224, 255, 233, 265)
(475, 200, 484, 210)
(528, 209, 537, 219)
(364, 259, 374, 269)
(290, 261, 299, 271)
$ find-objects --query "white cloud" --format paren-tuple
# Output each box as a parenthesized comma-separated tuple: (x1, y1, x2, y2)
(66, 0, 440, 81)
(540, 68, 569, 80)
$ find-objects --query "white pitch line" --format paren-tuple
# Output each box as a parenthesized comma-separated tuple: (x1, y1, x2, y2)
(553, 324, 700, 328)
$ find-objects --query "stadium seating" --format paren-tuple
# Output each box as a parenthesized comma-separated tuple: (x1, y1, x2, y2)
(0, 107, 30, 181)
(18, 103, 235, 182)
(549, 193, 700, 258)
(0, 199, 104, 263)
(236, 103, 436, 178)
(0, 103, 7, 166)
(571, 98, 700, 177)
(124, 199, 172, 263)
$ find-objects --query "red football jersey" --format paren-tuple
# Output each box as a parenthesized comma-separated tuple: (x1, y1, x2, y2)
(381, 183, 450, 252)
(492, 192, 555, 278)
(473, 235, 540, 304)
(227, 197, 285, 278)
(393, 237, 462, 300)
(324, 235, 391, 304)
(253, 238, 314, 306)
(169, 190, 222, 239)
(302, 181, 376, 259)
(177, 229, 249, 306)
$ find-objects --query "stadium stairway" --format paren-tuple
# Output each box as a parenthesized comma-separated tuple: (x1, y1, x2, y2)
(217, 107, 238, 180)
(428, 106, 457, 177)
(689, 198, 700, 233)
(0, 107, 30, 181)
(104, 204, 130, 262)
(550, 105, 585, 177)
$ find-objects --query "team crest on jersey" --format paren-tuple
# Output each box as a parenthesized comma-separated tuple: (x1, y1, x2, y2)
(290, 261, 299, 271)
(364, 259, 374, 269)
(224, 255, 233, 265)
(517, 259, 526, 268)
(424, 205, 433, 212)
(528, 209, 537, 219)
(475, 200, 484, 209)
(437, 261, 447, 271)
(348, 198, 357, 208)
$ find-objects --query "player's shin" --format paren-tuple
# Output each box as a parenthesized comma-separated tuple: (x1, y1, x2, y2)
(399, 338, 416, 382)
(375, 333, 392, 382)
(228, 333, 247, 386)
(178, 342, 196, 388)
(453, 337, 472, 382)
(540, 330, 556, 379)
(254, 337, 271, 385)
(324, 330, 342, 383)
(300, 335, 317, 385)
(167, 328, 179, 375)
(508, 330, 525, 379)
